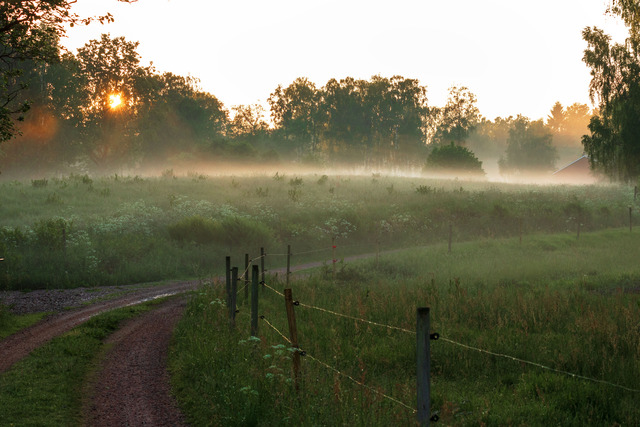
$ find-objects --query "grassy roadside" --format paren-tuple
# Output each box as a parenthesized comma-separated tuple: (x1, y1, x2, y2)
(0, 306, 48, 339)
(0, 298, 171, 426)
(170, 228, 640, 425)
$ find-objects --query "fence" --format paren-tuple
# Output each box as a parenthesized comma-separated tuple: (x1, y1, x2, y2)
(222, 246, 640, 425)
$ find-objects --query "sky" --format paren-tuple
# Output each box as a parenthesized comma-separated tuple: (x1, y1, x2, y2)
(62, 0, 630, 122)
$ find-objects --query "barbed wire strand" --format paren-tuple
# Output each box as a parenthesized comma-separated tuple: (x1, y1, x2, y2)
(293, 247, 333, 255)
(304, 352, 416, 413)
(260, 316, 416, 414)
(262, 282, 285, 297)
(261, 316, 291, 344)
(236, 281, 250, 296)
(297, 302, 414, 334)
(238, 263, 252, 281)
(263, 289, 640, 393)
(438, 336, 640, 393)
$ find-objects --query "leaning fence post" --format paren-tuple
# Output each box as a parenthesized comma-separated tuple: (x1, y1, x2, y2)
(286, 244, 291, 286)
(251, 265, 259, 337)
(417, 307, 431, 426)
(284, 288, 300, 390)
(229, 267, 238, 330)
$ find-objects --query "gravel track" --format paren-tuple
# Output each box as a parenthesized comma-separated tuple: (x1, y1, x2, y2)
(83, 297, 188, 427)
(0, 280, 198, 373)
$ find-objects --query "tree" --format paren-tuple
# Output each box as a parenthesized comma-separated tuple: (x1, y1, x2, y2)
(136, 72, 228, 162)
(75, 34, 151, 166)
(466, 116, 516, 160)
(425, 142, 484, 176)
(228, 104, 269, 141)
(499, 116, 557, 174)
(546, 101, 592, 147)
(268, 77, 320, 155)
(546, 101, 565, 134)
(582, 3, 640, 181)
(318, 77, 368, 154)
(0, 52, 90, 173)
(433, 86, 480, 145)
(361, 75, 428, 164)
(0, 0, 134, 143)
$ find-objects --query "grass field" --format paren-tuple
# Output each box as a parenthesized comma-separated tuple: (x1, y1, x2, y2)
(0, 172, 636, 289)
(171, 229, 640, 426)
(1, 171, 639, 425)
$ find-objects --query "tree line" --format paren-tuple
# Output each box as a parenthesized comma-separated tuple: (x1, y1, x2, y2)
(4, 1, 636, 181)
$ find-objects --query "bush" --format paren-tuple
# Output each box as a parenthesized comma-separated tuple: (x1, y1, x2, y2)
(425, 142, 485, 175)
(168, 215, 274, 248)
(216, 216, 274, 248)
(33, 218, 69, 250)
(167, 216, 221, 244)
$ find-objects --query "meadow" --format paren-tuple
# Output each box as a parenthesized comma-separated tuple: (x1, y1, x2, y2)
(0, 171, 636, 289)
(1, 171, 639, 425)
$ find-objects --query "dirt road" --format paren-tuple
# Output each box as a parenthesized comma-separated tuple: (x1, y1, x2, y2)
(0, 280, 197, 373)
(82, 297, 188, 426)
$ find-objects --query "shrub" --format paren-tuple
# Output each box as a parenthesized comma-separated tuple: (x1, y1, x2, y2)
(425, 142, 485, 175)
(168, 215, 274, 248)
(33, 218, 69, 250)
(216, 216, 274, 248)
(168, 216, 221, 244)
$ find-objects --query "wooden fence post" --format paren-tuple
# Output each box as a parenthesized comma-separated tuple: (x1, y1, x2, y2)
(577, 216, 581, 240)
(284, 288, 300, 390)
(519, 217, 523, 245)
(260, 247, 265, 289)
(244, 254, 250, 300)
(225, 256, 231, 302)
(417, 307, 431, 426)
(332, 236, 337, 282)
(286, 244, 291, 286)
(251, 265, 259, 337)
(229, 267, 238, 330)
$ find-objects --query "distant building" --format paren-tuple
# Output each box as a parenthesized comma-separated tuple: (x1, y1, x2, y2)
(552, 155, 599, 184)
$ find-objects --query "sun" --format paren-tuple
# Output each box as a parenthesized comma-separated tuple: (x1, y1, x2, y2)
(108, 93, 123, 110)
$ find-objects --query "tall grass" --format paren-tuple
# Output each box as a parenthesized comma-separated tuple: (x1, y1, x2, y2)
(0, 173, 637, 290)
(171, 229, 640, 425)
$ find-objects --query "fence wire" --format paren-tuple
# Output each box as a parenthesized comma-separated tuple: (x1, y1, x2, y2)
(438, 336, 640, 393)
(261, 283, 640, 394)
(260, 316, 416, 414)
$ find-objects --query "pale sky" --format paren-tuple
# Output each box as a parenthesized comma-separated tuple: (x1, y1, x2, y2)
(63, 0, 629, 121)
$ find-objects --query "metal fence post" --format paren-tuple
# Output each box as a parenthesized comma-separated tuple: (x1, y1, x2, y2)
(251, 265, 259, 337)
(417, 307, 431, 426)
